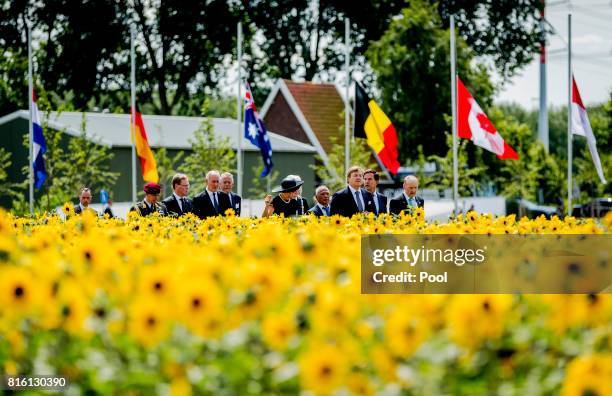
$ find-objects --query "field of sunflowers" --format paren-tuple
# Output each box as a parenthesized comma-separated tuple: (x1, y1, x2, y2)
(0, 208, 611, 395)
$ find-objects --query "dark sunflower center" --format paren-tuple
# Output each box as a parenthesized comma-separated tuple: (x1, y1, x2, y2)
(146, 316, 157, 327)
(95, 308, 106, 318)
(567, 263, 581, 274)
(320, 365, 333, 377)
(582, 389, 598, 396)
(153, 281, 163, 291)
(14, 285, 25, 299)
(62, 305, 71, 317)
(192, 298, 201, 308)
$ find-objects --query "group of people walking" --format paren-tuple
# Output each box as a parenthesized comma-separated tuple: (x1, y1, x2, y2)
(73, 166, 424, 219)
(263, 166, 424, 218)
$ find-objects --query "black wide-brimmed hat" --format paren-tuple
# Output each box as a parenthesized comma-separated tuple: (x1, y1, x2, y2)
(272, 176, 304, 193)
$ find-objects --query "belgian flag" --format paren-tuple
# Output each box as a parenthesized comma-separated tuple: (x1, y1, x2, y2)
(131, 107, 159, 183)
(354, 83, 400, 175)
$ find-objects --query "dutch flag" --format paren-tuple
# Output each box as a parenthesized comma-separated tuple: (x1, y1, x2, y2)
(32, 91, 47, 189)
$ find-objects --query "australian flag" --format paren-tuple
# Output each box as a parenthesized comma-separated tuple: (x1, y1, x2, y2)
(32, 90, 47, 189)
(244, 81, 273, 177)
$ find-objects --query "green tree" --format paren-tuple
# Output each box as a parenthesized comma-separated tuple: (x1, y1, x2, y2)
(0, 0, 242, 115)
(367, 0, 494, 160)
(0, 47, 28, 115)
(154, 147, 185, 196)
(129, 0, 242, 115)
(248, 164, 280, 199)
(0, 0, 130, 113)
(180, 102, 236, 189)
(489, 108, 563, 203)
(0, 148, 22, 201)
(436, 0, 542, 79)
(426, 134, 487, 197)
(246, 0, 542, 84)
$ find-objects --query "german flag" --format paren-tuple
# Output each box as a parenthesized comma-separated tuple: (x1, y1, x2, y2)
(354, 83, 400, 175)
(131, 107, 159, 183)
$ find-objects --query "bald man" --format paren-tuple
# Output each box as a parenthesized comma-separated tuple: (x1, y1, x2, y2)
(389, 175, 424, 215)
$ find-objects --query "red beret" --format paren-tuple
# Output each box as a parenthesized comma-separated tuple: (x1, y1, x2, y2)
(143, 182, 161, 194)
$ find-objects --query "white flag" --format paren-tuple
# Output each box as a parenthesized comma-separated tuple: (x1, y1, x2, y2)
(571, 76, 607, 184)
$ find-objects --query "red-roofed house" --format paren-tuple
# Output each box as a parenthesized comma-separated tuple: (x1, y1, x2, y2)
(260, 80, 343, 170)
(260, 79, 391, 181)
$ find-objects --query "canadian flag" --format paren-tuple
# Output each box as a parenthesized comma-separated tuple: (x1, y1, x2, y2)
(571, 76, 607, 184)
(457, 77, 518, 160)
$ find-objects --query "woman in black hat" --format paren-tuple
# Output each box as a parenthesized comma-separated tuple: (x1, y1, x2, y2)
(262, 176, 309, 217)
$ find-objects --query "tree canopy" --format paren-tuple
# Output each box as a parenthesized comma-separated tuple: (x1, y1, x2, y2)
(1, 0, 543, 115)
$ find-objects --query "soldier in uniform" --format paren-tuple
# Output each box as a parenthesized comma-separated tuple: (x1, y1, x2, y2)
(130, 182, 169, 216)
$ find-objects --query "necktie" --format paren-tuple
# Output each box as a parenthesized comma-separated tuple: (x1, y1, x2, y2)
(181, 198, 187, 212)
(213, 192, 219, 212)
(355, 191, 364, 212)
(374, 193, 379, 214)
(228, 193, 233, 207)
(409, 197, 415, 207)
(323, 206, 330, 216)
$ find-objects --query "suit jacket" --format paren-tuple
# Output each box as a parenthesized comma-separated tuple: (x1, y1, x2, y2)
(389, 194, 425, 215)
(223, 191, 242, 216)
(296, 197, 309, 215)
(330, 187, 376, 217)
(308, 204, 331, 217)
(129, 200, 169, 217)
(193, 190, 231, 219)
(372, 192, 388, 215)
(162, 194, 193, 217)
(74, 204, 98, 216)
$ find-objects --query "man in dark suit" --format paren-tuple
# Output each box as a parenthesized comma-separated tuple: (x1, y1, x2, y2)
(193, 170, 231, 219)
(363, 169, 388, 215)
(308, 185, 331, 217)
(220, 172, 242, 216)
(390, 175, 425, 215)
(330, 166, 376, 217)
(162, 173, 193, 217)
(130, 182, 169, 216)
(74, 187, 98, 215)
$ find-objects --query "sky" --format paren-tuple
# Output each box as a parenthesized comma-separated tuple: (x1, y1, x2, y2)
(498, 0, 612, 109)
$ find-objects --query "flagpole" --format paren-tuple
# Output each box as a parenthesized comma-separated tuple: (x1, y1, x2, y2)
(236, 22, 243, 198)
(567, 13, 572, 216)
(130, 26, 137, 206)
(538, 0, 549, 152)
(344, 18, 350, 177)
(450, 15, 459, 215)
(27, 23, 34, 215)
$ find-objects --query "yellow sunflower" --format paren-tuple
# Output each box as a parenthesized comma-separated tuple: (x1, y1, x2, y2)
(299, 343, 349, 394)
(62, 202, 74, 216)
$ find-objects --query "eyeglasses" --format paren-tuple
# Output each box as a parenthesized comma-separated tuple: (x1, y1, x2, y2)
(179, 184, 190, 187)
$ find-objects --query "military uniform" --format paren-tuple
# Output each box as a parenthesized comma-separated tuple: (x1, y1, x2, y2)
(130, 200, 169, 217)
(130, 182, 169, 217)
